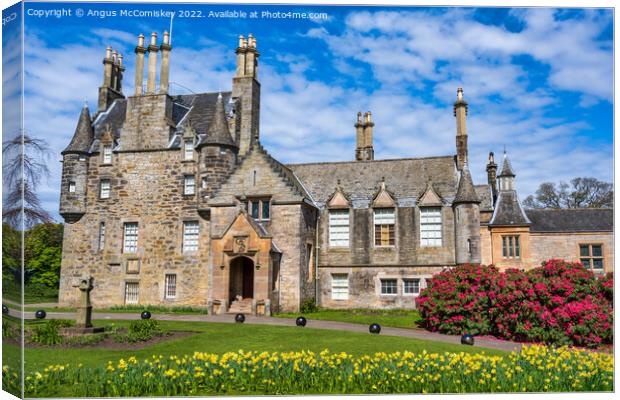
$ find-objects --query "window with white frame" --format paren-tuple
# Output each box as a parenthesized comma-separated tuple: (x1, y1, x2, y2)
(68, 181, 76, 193)
(331, 273, 349, 300)
(100, 179, 111, 199)
(403, 279, 421, 295)
(183, 139, 194, 160)
(98, 222, 106, 251)
(182, 221, 199, 252)
(125, 282, 139, 304)
(184, 175, 195, 195)
(103, 145, 113, 164)
(165, 274, 177, 299)
(380, 279, 398, 295)
(328, 210, 350, 247)
(123, 222, 138, 253)
(420, 207, 442, 246)
(374, 208, 395, 246)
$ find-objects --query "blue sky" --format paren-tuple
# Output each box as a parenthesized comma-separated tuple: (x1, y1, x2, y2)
(12, 2, 614, 220)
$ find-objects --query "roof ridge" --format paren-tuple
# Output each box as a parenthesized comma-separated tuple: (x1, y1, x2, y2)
(286, 155, 455, 167)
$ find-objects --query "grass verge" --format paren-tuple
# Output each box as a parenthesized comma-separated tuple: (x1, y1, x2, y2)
(275, 308, 422, 329)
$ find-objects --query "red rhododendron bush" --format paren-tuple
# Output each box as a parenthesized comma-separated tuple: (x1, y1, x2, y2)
(416, 260, 613, 348)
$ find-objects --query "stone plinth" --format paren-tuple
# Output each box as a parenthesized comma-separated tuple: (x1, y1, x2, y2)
(61, 326, 104, 336)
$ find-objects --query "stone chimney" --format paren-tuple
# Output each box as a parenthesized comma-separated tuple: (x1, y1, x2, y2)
(486, 151, 498, 204)
(355, 112, 374, 161)
(159, 31, 172, 94)
(146, 32, 159, 94)
(454, 87, 468, 171)
(97, 46, 124, 112)
(355, 112, 364, 160)
(233, 33, 261, 156)
(116, 53, 124, 92)
(134, 34, 147, 96)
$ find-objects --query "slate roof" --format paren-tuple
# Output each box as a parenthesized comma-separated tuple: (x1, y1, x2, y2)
(287, 156, 458, 207)
(475, 184, 493, 211)
(489, 190, 531, 226)
(525, 208, 613, 232)
(199, 93, 236, 147)
(453, 166, 480, 204)
(63, 104, 94, 154)
(84, 91, 234, 152)
(498, 153, 515, 177)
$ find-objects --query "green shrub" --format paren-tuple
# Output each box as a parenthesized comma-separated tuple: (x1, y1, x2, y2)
(115, 319, 165, 343)
(300, 298, 319, 314)
(108, 304, 208, 314)
(64, 333, 107, 346)
(29, 319, 73, 345)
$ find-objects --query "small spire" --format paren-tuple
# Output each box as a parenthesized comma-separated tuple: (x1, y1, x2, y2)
(454, 163, 480, 204)
(83, 100, 89, 109)
(499, 151, 516, 177)
(203, 93, 237, 147)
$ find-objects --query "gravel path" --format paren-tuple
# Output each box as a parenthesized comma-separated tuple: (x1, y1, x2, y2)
(5, 306, 522, 353)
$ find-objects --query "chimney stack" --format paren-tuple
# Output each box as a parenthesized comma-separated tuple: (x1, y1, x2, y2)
(486, 151, 498, 203)
(454, 87, 468, 170)
(235, 33, 258, 78)
(111, 50, 119, 90)
(233, 33, 261, 156)
(146, 32, 159, 94)
(355, 111, 375, 161)
(159, 31, 172, 94)
(102, 46, 113, 88)
(116, 53, 124, 93)
(134, 34, 147, 96)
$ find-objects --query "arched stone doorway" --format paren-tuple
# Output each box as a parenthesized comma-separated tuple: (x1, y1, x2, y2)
(229, 256, 254, 302)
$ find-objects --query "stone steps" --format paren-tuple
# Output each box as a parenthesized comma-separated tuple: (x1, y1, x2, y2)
(228, 299, 253, 314)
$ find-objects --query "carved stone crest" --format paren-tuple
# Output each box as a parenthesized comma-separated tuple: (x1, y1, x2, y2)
(233, 236, 248, 254)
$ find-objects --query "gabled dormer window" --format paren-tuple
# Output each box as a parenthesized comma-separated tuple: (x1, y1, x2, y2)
(374, 208, 395, 246)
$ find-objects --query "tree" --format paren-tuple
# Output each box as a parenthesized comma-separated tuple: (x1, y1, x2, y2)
(25, 223, 64, 288)
(523, 177, 613, 209)
(2, 133, 52, 228)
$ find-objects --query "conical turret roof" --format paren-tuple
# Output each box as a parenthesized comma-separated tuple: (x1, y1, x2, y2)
(453, 164, 480, 204)
(203, 93, 236, 147)
(62, 103, 94, 155)
(498, 152, 515, 177)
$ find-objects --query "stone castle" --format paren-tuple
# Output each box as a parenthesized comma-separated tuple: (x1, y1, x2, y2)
(58, 33, 613, 314)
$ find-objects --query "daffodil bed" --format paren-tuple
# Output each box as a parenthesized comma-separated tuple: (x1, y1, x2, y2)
(4, 345, 612, 396)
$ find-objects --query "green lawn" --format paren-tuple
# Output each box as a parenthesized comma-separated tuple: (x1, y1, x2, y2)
(275, 308, 422, 329)
(11, 319, 506, 374)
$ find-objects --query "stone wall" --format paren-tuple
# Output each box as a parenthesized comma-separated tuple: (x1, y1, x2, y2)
(529, 232, 614, 273)
(318, 266, 441, 309)
(317, 205, 456, 267)
(59, 147, 210, 307)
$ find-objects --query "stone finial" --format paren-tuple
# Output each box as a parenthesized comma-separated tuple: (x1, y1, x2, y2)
(150, 32, 157, 46)
(163, 31, 170, 45)
(137, 33, 145, 48)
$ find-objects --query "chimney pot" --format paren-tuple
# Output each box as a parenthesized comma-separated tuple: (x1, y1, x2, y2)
(238, 34, 245, 48)
(112, 50, 118, 63)
(163, 31, 170, 45)
(150, 32, 157, 46)
(118, 54, 123, 66)
(137, 34, 145, 47)
(105, 46, 112, 59)
(457, 87, 464, 101)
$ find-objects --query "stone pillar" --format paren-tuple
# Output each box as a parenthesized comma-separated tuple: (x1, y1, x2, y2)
(159, 31, 172, 94)
(134, 34, 147, 96)
(146, 32, 159, 94)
